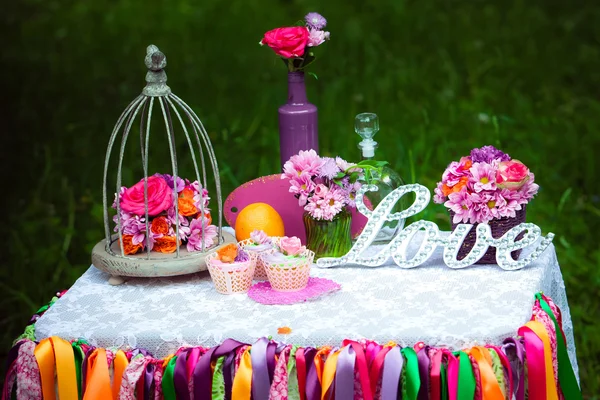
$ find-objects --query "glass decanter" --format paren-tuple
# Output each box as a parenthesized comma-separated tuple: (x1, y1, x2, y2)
(355, 113, 407, 243)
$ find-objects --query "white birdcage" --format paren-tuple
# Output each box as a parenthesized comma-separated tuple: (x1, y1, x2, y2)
(91, 45, 235, 284)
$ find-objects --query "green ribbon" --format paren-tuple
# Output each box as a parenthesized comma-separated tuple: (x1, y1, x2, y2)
(162, 356, 178, 400)
(71, 342, 85, 399)
(400, 347, 420, 400)
(211, 356, 226, 400)
(456, 351, 476, 400)
(441, 363, 448, 400)
(535, 293, 582, 399)
(287, 345, 301, 400)
(488, 348, 506, 397)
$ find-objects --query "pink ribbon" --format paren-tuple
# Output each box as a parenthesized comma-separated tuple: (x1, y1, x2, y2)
(517, 326, 547, 400)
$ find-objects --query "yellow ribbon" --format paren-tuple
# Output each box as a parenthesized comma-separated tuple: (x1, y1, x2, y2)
(112, 350, 129, 399)
(83, 348, 112, 400)
(525, 320, 559, 400)
(232, 347, 252, 400)
(468, 346, 504, 400)
(34, 337, 79, 400)
(313, 346, 332, 385)
(321, 349, 340, 400)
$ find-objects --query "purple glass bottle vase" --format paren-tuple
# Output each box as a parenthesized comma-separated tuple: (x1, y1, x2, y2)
(278, 71, 319, 166)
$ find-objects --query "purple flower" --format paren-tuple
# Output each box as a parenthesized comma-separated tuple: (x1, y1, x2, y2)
(469, 145, 511, 163)
(191, 181, 210, 212)
(167, 206, 191, 241)
(234, 248, 250, 262)
(469, 162, 497, 192)
(155, 173, 185, 193)
(186, 217, 217, 252)
(305, 12, 327, 30)
(318, 157, 340, 179)
(113, 211, 154, 248)
(250, 230, 271, 245)
(343, 181, 361, 208)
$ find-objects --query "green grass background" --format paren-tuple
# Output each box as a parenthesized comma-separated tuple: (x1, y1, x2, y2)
(2, 0, 599, 396)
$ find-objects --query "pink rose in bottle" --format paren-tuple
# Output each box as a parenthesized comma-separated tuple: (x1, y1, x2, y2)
(496, 160, 530, 190)
(119, 176, 174, 216)
(261, 27, 309, 58)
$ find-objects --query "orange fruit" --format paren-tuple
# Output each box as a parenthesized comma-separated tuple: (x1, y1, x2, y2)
(235, 203, 285, 241)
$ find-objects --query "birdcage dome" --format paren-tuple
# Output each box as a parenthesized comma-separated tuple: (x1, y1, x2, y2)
(91, 45, 235, 284)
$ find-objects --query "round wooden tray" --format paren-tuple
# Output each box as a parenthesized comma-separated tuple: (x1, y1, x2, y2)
(91, 230, 236, 285)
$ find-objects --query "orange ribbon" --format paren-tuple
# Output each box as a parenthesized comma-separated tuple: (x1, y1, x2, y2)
(468, 346, 504, 400)
(83, 348, 112, 399)
(232, 347, 252, 399)
(112, 350, 129, 399)
(525, 320, 559, 400)
(313, 346, 332, 385)
(321, 349, 340, 400)
(34, 337, 79, 400)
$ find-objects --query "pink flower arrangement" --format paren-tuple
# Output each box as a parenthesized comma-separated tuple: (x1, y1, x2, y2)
(113, 173, 217, 254)
(282, 149, 363, 221)
(434, 145, 539, 224)
(260, 12, 330, 72)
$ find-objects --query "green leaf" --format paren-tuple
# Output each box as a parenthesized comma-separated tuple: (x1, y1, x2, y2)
(357, 160, 389, 168)
(308, 71, 319, 80)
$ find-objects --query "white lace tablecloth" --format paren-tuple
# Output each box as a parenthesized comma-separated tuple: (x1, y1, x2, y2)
(35, 232, 578, 378)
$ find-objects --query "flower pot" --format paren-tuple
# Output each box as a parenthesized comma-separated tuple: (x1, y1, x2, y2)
(303, 209, 352, 259)
(450, 206, 527, 264)
(278, 71, 318, 166)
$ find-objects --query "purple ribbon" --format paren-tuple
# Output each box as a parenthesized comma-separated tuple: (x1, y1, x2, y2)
(4, 341, 23, 373)
(144, 362, 155, 400)
(223, 352, 236, 400)
(417, 346, 431, 400)
(381, 347, 403, 400)
(174, 349, 192, 400)
(304, 348, 321, 400)
(251, 337, 271, 400)
(132, 348, 153, 358)
(335, 346, 356, 400)
(193, 339, 246, 400)
(503, 338, 525, 400)
(267, 342, 277, 382)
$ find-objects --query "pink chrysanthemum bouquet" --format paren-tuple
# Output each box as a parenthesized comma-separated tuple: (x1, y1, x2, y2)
(281, 150, 363, 221)
(433, 145, 539, 224)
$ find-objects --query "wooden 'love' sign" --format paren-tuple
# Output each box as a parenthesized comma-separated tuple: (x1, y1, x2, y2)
(316, 184, 555, 270)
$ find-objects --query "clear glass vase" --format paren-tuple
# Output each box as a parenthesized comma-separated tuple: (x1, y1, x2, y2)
(303, 209, 352, 259)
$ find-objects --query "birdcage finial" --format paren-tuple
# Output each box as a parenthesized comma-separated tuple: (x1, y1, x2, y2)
(143, 44, 171, 97)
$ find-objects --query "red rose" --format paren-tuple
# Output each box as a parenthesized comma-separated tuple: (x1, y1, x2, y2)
(120, 176, 173, 216)
(261, 27, 309, 58)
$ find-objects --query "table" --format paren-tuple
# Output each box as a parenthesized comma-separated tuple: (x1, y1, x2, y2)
(34, 232, 579, 379)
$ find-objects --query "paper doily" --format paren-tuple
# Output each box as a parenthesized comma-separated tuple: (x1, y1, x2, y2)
(248, 277, 341, 305)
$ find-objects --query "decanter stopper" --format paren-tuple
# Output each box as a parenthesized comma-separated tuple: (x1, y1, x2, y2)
(355, 113, 379, 158)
